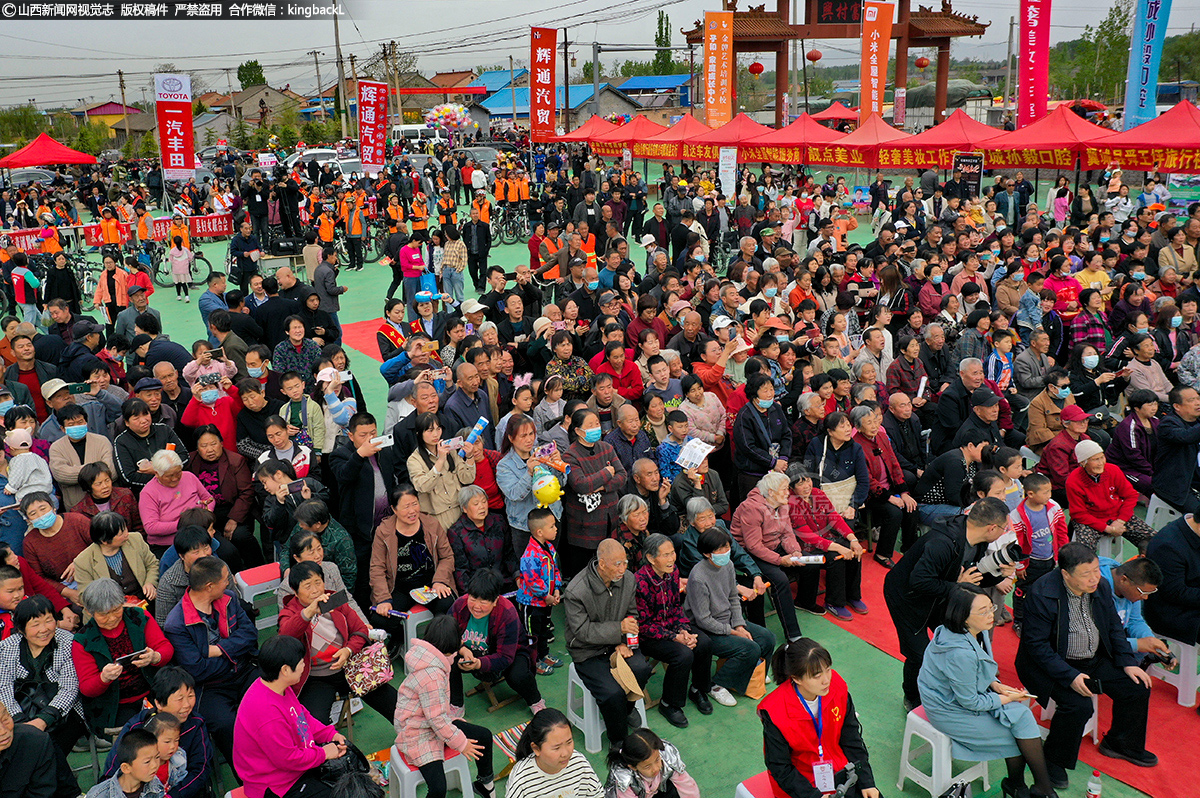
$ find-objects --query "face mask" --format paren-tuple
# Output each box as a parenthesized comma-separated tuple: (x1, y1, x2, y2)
(1169, 315, 1184, 329)
(583, 427, 601, 444)
(757, 398, 774, 409)
(1131, 272, 1146, 281)
(711, 551, 732, 567)
(65, 424, 88, 441)
(587, 280, 600, 291)
(31, 512, 56, 530)
(776, 334, 789, 343)
(248, 366, 264, 378)
(0, 400, 13, 415)
(200, 389, 220, 405)
(1100, 236, 1110, 243)
(931, 275, 943, 284)
(1058, 387, 1072, 399)
(1136, 326, 1149, 334)
(1082, 354, 1100, 369)
(764, 287, 778, 298)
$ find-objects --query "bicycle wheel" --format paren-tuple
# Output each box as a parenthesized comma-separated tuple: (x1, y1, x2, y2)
(151, 254, 174, 288)
(189, 254, 213, 287)
(366, 224, 386, 264)
(498, 215, 518, 246)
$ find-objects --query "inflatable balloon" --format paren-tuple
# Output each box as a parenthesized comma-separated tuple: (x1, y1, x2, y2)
(424, 103, 474, 132)
(532, 465, 563, 507)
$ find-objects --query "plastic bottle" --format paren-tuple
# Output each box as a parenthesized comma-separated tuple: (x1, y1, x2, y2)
(1086, 770, 1102, 798)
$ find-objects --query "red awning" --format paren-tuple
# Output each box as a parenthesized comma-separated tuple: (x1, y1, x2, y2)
(555, 115, 619, 142)
(811, 101, 859, 121)
(633, 115, 713, 160)
(0, 133, 98, 168)
(875, 109, 1004, 169)
(741, 113, 845, 164)
(831, 114, 910, 169)
(978, 105, 1116, 170)
(1080, 102, 1200, 173)
(681, 113, 775, 161)
(589, 115, 668, 156)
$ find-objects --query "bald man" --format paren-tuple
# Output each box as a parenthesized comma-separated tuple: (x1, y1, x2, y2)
(442, 362, 494, 448)
(274, 266, 312, 303)
(667, 311, 713, 366)
(563, 538, 652, 745)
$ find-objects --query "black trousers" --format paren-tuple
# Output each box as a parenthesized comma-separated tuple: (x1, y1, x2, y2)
(250, 213, 269, 245)
(266, 770, 335, 798)
(467, 252, 487, 290)
(417, 719, 494, 798)
(574, 650, 652, 747)
(47, 712, 86, 796)
(517, 602, 553, 659)
(1044, 655, 1150, 768)
(885, 591, 931, 706)
(298, 670, 400, 726)
(346, 237, 364, 271)
(866, 494, 919, 559)
(795, 538, 862, 609)
(449, 654, 541, 707)
(386, 266, 405, 301)
(639, 627, 713, 708)
(751, 556, 804, 640)
(1013, 558, 1055, 625)
(198, 667, 260, 771)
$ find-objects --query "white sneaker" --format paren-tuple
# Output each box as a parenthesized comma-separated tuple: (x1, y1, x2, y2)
(709, 686, 737, 707)
(184, 296, 190, 303)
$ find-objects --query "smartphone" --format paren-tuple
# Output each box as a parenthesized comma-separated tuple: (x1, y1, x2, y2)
(209, 347, 224, 356)
(465, 323, 475, 335)
(421, 340, 439, 353)
(444, 436, 465, 450)
(552, 320, 567, 331)
(115, 648, 149, 666)
(338, 370, 353, 382)
(1084, 676, 1102, 694)
(370, 433, 394, 448)
(67, 382, 91, 395)
(287, 480, 307, 495)
(318, 590, 349, 613)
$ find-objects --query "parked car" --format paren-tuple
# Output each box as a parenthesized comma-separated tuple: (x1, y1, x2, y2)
(3, 167, 56, 189)
(198, 145, 243, 164)
(452, 146, 501, 170)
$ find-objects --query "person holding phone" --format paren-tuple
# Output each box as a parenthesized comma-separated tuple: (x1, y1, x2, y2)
(406, 412, 476, 531)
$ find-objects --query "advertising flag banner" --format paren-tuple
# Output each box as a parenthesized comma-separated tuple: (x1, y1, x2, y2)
(357, 79, 388, 177)
(530, 27, 558, 142)
(155, 74, 195, 181)
(1122, 0, 1172, 130)
(953, 152, 984, 198)
(704, 11, 734, 128)
(1018, 0, 1051, 127)
(859, 2, 895, 123)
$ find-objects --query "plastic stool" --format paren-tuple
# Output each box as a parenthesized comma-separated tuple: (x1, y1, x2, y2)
(401, 605, 434, 661)
(1146, 494, 1182, 530)
(1148, 635, 1200, 707)
(1095, 534, 1124, 560)
(388, 745, 472, 798)
(1040, 694, 1099, 743)
(896, 706, 991, 797)
(565, 662, 648, 753)
(1019, 445, 1040, 467)
(733, 770, 773, 798)
(234, 562, 283, 630)
(223, 788, 245, 798)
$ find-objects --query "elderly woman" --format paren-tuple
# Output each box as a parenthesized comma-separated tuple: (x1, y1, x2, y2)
(70, 578, 172, 731)
(545, 330, 595, 401)
(615, 494, 652, 571)
(786, 466, 867, 622)
(447, 485, 516, 595)
(70, 461, 142, 536)
(803, 410, 869, 525)
(919, 585, 1058, 798)
(849, 404, 918, 568)
(561, 408, 628, 577)
(186, 425, 258, 568)
(408, 412, 477, 530)
(731, 373, 792, 503)
(138, 449, 214, 556)
(0, 595, 86, 793)
(496, 413, 563, 559)
(71, 511, 159, 600)
(276, 528, 367, 624)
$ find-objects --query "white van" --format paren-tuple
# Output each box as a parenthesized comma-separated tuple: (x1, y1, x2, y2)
(390, 124, 448, 145)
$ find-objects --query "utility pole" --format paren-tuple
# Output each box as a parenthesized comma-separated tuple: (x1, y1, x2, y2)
(308, 50, 326, 122)
(509, 55, 519, 134)
(349, 53, 360, 137)
(333, 13, 348, 138)
(562, 28, 571, 132)
(117, 70, 131, 146)
(592, 41, 601, 118)
(1003, 15, 1014, 118)
(140, 87, 148, 108)
(391, 42, 404, 127)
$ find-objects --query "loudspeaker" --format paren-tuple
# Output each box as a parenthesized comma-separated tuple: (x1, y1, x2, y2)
(269, 236, 304, 256)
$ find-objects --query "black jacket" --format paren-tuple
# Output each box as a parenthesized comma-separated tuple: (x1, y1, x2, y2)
(1144, 516, 1200, 645)
(931, 377, 972, 455)
(952, 411, 1003, 449)
(144, 337, 193, 375)
(882, 409, 926, 473)
(0, 723, 60, 798)
(57, 341, 106, 383)
(329, 440, 399, 552)
(462, 220, 492, 256)
(1153, 410, 1200, 508)
(919, 341, 951, 397)
(252, 296, 303, 350)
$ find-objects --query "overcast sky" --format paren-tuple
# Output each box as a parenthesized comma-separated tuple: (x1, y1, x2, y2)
(2, 0, 1196, 109)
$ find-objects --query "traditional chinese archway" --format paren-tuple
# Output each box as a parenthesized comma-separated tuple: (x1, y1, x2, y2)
(683, 0, 989, 128)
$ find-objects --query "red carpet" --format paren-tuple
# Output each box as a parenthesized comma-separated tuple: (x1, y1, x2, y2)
(842, 557, 1191, 798)
(340, 319, 386, 362)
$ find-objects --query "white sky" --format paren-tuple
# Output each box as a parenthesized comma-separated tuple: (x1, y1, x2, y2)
(1, 0, 1195, 109)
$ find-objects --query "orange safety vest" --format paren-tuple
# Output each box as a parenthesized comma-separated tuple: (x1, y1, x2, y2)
(411, 199, 429, 231)
(342, 196, 366, 236)
(98, 217, 122, 244)
(516, 177, 530, 201)
(318, 213, 336, 243)
(497, 178, 517, 203)
(579, 233, 598, 269)
(39, 227, 62, 255)
(385, 204, 405, 232)
(471, 199, 491, 225)
(541, 236, 561, 280)
(136, 214, 153, 242)
(165, 222, 190, 250)
(436, 198, 457, 227)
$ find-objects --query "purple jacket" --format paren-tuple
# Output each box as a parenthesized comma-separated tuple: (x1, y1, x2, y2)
(1105, 413, 1157, 484)
(448, 594, 535, 673)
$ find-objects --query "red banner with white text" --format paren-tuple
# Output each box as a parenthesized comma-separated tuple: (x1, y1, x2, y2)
(7, 213, 234, 253)
(357, 80, 388, 177)
(1019, 0, 1051, 127)
(530, 27, 558, 142)
(155, 74, 196, 181)
(859, 1, 894, 123)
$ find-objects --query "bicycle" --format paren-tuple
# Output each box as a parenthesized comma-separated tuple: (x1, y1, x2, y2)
(493, 202, 529, 246)
(145, 240, 213, 289)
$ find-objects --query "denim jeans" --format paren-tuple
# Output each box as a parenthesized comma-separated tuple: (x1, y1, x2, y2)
(918, 503, 963, 525)
(20, 303, 38, 324)
(442, 267, 465, 306)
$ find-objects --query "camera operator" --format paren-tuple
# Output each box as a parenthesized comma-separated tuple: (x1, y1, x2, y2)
(883, 497, 1014, 710)
(1098, 556, 1172, 667)
(241, 169, 270, 245)
(1015, 543, 1156, 790)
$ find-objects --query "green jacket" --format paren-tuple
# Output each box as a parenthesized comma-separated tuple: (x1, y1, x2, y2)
(74, 608, 156, 731)
(278, 517, 357, 588)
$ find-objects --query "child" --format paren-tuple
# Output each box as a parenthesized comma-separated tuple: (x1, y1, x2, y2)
(145, 711, 187, 797)
(1013, 272, 1047, 338)
(0, 562, 24, 640)
(279, 370, 324, 451)
(181, 340, 237, 390)
(516, 507, 564, 676)
(10, 253, 41, 325)
(604, 728, 700, 798)
(496, 383, 534, 443)
(1008, 473, 1069, 633)
(169, 235, 194, 303)
(984, 329, 1016, 397)
(655, 410, 693, 485)
(815, 335, 848, 375)
(86, 728, 163, 798)
(532, 375, 565, 446)
(179, 378, 241, 451)
(285, 499, 358, 594)
(988, 446, 1027, 511)
(4, 428, 54, 505)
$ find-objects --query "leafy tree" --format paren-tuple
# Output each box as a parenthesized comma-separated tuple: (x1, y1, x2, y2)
(230, 116, 251, 149)
(0, 105, 45, 142)
(276, 124, 299, 148)
(204, 127, 218, 146)
(237, 60, 267, 89)
(653, 12, 673, 76)
(193, 100, 208, 116)
(73, 121, 110, 155)
(121, 134, 137, 159)
(1047, 0, 1132, 103)
(138, 133, 157, 160)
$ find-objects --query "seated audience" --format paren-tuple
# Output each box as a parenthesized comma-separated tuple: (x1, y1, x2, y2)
(138, 449, 214, 556)
(604, 728, 700, 798)
(85, 728, 162, 798)
(70, 461, 141, 537)
(730, 471, 807, 641)
(1065, 439, 1154, 554)
(1104, 390, 1158, 498)
(1144, 511, 1200, 646)
(0, 701, 71, 798)
(505, 708, 603, 798)
(447, 485, 516, 594)
(71, 511, 158, 599)
(786, 466, 867, 620)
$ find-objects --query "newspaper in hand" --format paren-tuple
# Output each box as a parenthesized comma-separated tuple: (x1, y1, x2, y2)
(675, 438, 715, 471)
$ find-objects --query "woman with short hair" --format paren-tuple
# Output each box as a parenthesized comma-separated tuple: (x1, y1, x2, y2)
(137, 449, 214, 555)
(71, 511, 158, 599)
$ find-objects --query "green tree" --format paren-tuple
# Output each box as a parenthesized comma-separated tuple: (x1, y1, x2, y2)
(204, 127, 218, 146)
(230, 116, 251, 149)
(1047, 0, 1132, 103)
(138, 133, 157, 159)
(653, 12, 673, 75)
(301, 120, 325, 144)
(237, 60, 267, 89)
(276, 124, 299, 148)
(121, 134, 137, 159)
(0, 105, 46, 142)
(193, 99, 208, 116)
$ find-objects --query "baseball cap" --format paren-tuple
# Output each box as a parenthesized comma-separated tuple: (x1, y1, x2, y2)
(130, 334, 153, 350)
(711, 316, 735, 330)
(760, 317, 791, 332)
(40, 378, 68, 401)
(1075, 439, 1104, 462)
(598, 291, 619, 306)
(315, 367, 340, 384)
(134, 377, 163, 393)
(127, 284, 146, 296)
(461, 299, 487, 314)
(1061, 405, 1090, 423)
(72, 320, 103, 339)
(760, 227, 776, 237)
(4, 428, 31, 450)
(969, 387, 1000, 407)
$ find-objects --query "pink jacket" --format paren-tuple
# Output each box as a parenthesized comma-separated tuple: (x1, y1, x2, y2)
(730, 486, 801, 566)
(138, 471, 214, 546)
(680, 393, 725, 446)
(233, 678, 336, 798)
(394, 639, 467, 766)
(400, 244, 426, 278)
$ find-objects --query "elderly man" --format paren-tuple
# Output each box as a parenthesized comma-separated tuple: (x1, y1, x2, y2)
(630, 458, 681, 538)
(666, 312, 711, 367)
(1014, 330, 1054, 400)
(152, 361, 192, 421)
(953, 387, 1004, 448)
(854, 327, 893, 375)
(563, 538, 651, 749)
(919, 323, 952, 397)
(0, 701, 68, 798)
(274, 265, 310, 303)
(851, 404, 918, 568)
(1153, 385, 1200, 514)
(1037, 405, 1095, 509)
(883, 391, 926, 482)
(1144, 511, 1200, 646)
(605, 405, 655, 479)
(1066, 439, 1156, 554)
(1016, 544, 1156, 788)
(114, 284, 157, 347)
(442, 362, 494, 449)
(930, 357, 987, 454)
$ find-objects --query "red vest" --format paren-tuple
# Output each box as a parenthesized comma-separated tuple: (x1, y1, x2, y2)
(757, 671, 851, 798)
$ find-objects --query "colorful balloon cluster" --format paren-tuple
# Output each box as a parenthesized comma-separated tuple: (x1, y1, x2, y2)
(604, 113, 633, 125)
(424, 103, 478, 131)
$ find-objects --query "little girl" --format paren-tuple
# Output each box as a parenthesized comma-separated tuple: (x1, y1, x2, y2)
(182, 340, 237, 390)
(4, 428, 54, 505)
(496, 383, 535, 443)
(532, 376, 565, 446)
(145, 711, 187, 796)
(988, 446, 1028, 512)
(605, 728, 700, 798)
(169, 235, 194, 302)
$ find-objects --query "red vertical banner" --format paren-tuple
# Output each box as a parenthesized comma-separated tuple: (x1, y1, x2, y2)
(859, 1, 894, 123)
(155, 74, 195, 181)
(704, 11, 734, 128)
(530, 27, 558, 142)
(357, 79, 388, 177)
(1019, 0, 1051, 127)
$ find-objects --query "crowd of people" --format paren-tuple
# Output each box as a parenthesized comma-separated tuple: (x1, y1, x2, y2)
(1, 138, 1200, 798)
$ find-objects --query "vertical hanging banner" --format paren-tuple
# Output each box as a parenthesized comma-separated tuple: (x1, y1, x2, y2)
(1019, 0, 1051, 127)
(1123, 0, 1172, 130)
(154, 74, 195, 181)
(859, 1, 895, 123)
(530, 27, 558, 142)
(357, 79, 388, 177)
(704, 11, 734, 128)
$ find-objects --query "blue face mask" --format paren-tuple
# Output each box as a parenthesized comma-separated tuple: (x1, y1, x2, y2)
(1082, 354, 1100, 370)
(776, 334, 789, 343)
(587, 280, 600, 291)
(1131, 272, 1146, 281)
(65, 424, 88, 441)
(0, 400, 13, 415)
(1058, 387, 1072, 399)
(30, 512, 57, 530)
(200, 389, 220, 405)
(1100, 236, 1110, 243)
(1136, 326, 1150, 334)
(583, 427, 601, 444)
(931, 275, 943, 285)
(764, 287, 778, 298)
(248, 367, 264, 378)
(1172, 315, 1184, 328)
(757, 398, 774, 409)
(711, 551, 732, 567)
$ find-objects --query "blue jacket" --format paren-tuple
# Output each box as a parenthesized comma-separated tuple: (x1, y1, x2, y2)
(104, 706, 212, 798)
(1099, 556, 1155, 653)
(163, 589, 257, 684)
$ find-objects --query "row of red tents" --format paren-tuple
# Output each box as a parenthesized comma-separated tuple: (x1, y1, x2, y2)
(564, 102, 1200, 174)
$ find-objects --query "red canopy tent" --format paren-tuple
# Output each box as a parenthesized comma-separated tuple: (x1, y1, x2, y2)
(681, 113, 775, 161)
(741, 114, 845, 164)
(978, 105, 1115, 170)
(633, 114, 712, 160)
(1080, 102, 1200, 173)
(829, 114, 910, 169)
(875, 109, 1004, 169)
(555, 115, 619, 143)
(0, 133, 97, 168)
(589, 115, 667, 156)
(811, 102, 859, 121)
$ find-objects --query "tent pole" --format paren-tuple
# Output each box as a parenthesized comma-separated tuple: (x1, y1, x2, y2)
(1033, 168, 1039, 209)
(1074, 156, 1081, 194)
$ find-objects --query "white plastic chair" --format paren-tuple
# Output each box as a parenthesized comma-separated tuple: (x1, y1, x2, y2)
(1040, 694, 1099, 743)
(1147, 635, 1200, 708)
(233, 562, 282, 630)
(896, 706, 991, 797)
(388, 745, 473, 798)
(565, 662, 648, 753)
(1146, 494, 1182, 531)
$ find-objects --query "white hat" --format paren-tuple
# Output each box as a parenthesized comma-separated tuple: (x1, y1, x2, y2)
(640, 234, 657, 248)
(461, 299, 487, 315)
(1074, 439, 1104, 463)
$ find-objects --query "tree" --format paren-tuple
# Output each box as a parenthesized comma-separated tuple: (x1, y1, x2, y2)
(1047, 0, 1132, 103)
(138, 133, 157, 159)
(230, 116, 251, 149)
(204, 127, 218, 146)
(121, 134, 137, 159)
(193, 99, 208, 116)
(73, 120, 110, 155)
(653, 12, 673, 76)
(0, 105, 46, 143)
(237, 60, 267, 89)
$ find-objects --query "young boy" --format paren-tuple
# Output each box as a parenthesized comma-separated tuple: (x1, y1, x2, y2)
(644, 355, 684, 408)
(517, 507, 564, 675)
(279, 370, 325, 452)
(0, 562, 24, 640)
(87, 728, 163, 798)
(656, 409, 693, 485)
(1008, 473, 1069, 634)
(814, 335, 848, 375)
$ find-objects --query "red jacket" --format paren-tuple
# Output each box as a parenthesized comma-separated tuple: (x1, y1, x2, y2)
(852, 430, 906, 497)
(180, 386, 243, 452)
(1009, 499, 1070, 558)
(593, 352, 643, 404)
(1065, 463, 1138, 531)
(278, 595, 372, 691)
(1035, 430, 1083, 492)
(758, 670, 852, 798)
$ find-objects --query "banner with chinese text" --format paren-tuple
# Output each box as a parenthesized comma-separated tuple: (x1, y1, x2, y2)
(1122, 0, 1172, 130)
(357, 80, 388, 177)
(859, 2, 894, 123)
(530, 27, 558, 142)
(7, 213, 235, 253)
(1018, 0, 1051, 127)
(154, 74, 195, 181)
(704, 11, 734, 128)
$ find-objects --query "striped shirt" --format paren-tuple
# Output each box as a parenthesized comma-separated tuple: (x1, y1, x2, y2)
(505, 751, 603, 798)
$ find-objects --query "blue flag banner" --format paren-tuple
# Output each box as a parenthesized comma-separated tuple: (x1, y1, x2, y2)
(1122, 0, 1173, 130)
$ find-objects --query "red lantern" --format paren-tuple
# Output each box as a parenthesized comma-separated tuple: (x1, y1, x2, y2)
(748, 61, 765, 78)
(806, 49, 822, 64)
(915, 56, 930, 69)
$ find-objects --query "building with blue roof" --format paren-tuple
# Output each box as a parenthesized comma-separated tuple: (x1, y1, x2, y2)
(469, 69, 530, 95)
(618, 74, 692, 108)
(476, 82, 640, 131)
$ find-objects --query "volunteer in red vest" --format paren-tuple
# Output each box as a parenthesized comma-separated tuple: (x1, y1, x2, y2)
(758, 638, 879, 798)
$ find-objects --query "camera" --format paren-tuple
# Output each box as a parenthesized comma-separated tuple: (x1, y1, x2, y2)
(977, 541, 1023, 577)
(1141, 648, 1177, 669)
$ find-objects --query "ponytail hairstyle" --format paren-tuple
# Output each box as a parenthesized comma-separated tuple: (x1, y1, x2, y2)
(771, 637, 833, 686)
(514, 708, 572, 761)
(607, 727, 663, 772)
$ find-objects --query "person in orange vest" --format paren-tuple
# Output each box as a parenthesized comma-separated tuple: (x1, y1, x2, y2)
(410, 192, 429, 234)
(97, 207, 123, 248)
(315, 205, 337, 246)
(164, 212, 191, 251)
(436, 188, 457, 231)
(135, 206, 154, 251)
(539, 220, 563, 279)
(384, 194, 405, 233)
(37, 215, 62, 255)
(342, 191, 367, 272)
(576, 219, 598, 270)
(470, 190, 491, 225)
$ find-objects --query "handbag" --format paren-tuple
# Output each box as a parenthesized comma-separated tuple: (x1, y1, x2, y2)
(419, 270, 438, 296)
(315, 741, 370, 784)
(343, 642, 393, 696)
